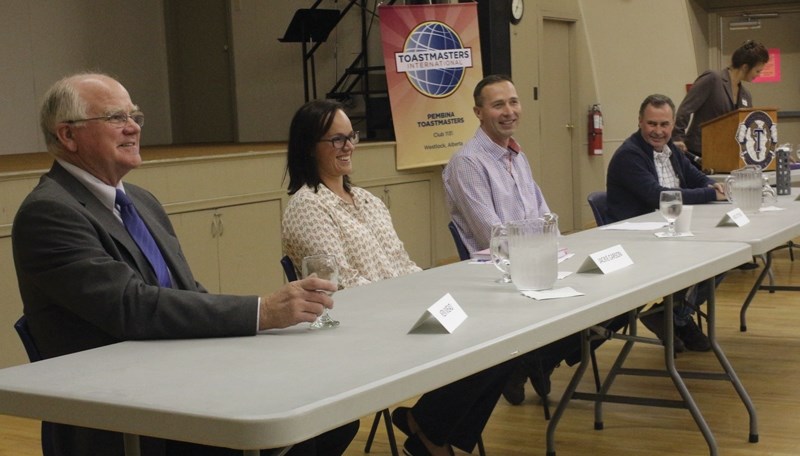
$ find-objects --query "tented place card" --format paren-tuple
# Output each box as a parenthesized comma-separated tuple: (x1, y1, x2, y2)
(409, 293, 467, 334)
(717, 208, 750, 227)
(577, 244, 633, 274)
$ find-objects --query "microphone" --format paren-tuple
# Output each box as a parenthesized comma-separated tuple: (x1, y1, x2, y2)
(684, 150, 702, 165)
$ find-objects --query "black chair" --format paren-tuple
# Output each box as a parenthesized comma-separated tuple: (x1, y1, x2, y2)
(280, 255, 298, 281)
(14, 316, 43, 362)
(585, 192, 627, 390)
(587, 191, 610, 227)
(448, 221, 471, 261)
(13, 316, 55, 456)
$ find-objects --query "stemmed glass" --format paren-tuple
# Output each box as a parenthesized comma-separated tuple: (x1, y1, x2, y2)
(490, 223, 512, 283)
(659, 190, 683, 237)
(301, 254, 341, 329)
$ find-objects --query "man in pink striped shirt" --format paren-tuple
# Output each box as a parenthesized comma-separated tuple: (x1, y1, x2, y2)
(443, 74, 564, 407)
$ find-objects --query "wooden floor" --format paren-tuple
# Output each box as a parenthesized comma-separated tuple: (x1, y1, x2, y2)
(2, 250, 800, 455)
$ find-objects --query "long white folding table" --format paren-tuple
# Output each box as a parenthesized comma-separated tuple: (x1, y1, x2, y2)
(0, 240, 753, 456)
(548, 233, 759, 456)
(587, 193, 800, 331)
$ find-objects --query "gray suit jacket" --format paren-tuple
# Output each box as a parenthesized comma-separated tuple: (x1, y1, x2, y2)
(673, 69, 754, 155)
(12, 162, 261, 455)
(13, 162, 259, 359)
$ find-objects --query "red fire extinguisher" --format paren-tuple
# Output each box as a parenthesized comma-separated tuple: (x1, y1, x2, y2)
(588, 104, 603, 156)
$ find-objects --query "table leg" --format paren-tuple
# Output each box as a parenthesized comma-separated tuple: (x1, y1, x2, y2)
(593, 311, 638, 429)
(545, 329, 591, 456)
(707, 278, 760, 443)
(552, 284, 757, 455)
(123, 433, 283, 456)
(663, 295, 719, 455)
(740, 252, 773, 331)
(123, 433, 141, 456)
(741, 249, 800, 331)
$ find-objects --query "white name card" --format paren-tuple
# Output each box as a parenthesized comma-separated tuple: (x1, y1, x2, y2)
(409, 293, 467, 334)
(577, 244, 633, 274)
(717, 208, 750, 227)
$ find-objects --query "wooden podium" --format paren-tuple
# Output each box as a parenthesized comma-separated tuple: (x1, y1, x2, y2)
(701, 107, 778, 173)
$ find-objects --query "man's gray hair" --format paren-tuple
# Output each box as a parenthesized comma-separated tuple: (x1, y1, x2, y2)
(39, 74, 93, 157)
(638, 94, 675, 118)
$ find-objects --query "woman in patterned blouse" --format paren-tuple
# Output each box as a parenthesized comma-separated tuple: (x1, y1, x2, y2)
(282, 99, 520, 456)
(282, 99, 421, 288)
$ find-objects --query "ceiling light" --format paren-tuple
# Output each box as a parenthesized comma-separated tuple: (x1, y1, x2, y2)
(729, 18, 761, 30)
(728, 12, 778, 31)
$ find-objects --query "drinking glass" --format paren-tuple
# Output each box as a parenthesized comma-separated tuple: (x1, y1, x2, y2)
(301, 254, 340, 329)
(659, 190, 683, 237)
(490, 224, 512, 283)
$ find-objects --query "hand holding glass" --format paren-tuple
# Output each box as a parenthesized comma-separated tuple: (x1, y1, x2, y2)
(490, 224, 512, 283)
(659, 190, 683, 237)
(301, 254, 340, 329)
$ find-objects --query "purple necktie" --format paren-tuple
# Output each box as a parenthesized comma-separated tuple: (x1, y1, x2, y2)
(115, 189, 172, 288)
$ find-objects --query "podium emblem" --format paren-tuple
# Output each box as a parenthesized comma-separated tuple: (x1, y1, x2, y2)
(736, 110, 777, 169)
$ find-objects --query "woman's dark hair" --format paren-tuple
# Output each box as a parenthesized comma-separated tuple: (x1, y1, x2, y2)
(285, 99, 351, 195)
(731, 40, 769, 70)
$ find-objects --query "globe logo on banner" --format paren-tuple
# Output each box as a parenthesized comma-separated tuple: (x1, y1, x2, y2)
(394, 21, 473, 98)
(735, 110, 776, 169)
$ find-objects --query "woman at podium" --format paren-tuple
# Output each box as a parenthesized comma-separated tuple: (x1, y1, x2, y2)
(673, 40, 769, 164)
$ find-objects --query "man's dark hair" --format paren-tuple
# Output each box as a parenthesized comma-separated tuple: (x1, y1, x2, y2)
(473, 74, 514, 107)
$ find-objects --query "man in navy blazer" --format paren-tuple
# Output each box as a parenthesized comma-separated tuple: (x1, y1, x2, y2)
(606, 93, 726, 353)
(12, 73, 357, 456)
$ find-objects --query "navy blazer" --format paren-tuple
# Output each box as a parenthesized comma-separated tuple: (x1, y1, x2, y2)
(606, 132, 718, 223)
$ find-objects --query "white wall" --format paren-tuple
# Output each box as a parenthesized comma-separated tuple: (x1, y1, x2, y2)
(579, 0, 699, 148)
(0, 0, 171, 155)
(230, 0, 370, 142)
(0, 0, 382, 153)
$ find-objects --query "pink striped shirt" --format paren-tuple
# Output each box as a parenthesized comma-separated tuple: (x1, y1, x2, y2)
(443, 127, 551, 253)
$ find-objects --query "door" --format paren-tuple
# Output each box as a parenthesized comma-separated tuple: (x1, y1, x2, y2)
(539, 19, 576, 232)
(165, 0, 236, 143)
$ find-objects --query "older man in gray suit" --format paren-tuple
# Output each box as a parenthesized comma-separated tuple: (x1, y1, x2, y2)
(12, 73, 357, 456)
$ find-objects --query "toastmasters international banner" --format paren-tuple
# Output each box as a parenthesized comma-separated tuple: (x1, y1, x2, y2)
(379, 3, 483, 170)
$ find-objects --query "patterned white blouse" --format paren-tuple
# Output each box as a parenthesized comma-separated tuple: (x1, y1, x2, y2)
(282, 184, 421, 289)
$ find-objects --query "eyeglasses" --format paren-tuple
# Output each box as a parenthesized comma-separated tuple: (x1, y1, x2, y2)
(65, 111, 145, 128)
(319, 131, 359, 149)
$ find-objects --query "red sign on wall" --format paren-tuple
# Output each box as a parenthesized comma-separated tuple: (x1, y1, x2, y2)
(753, 48, 780, 83)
